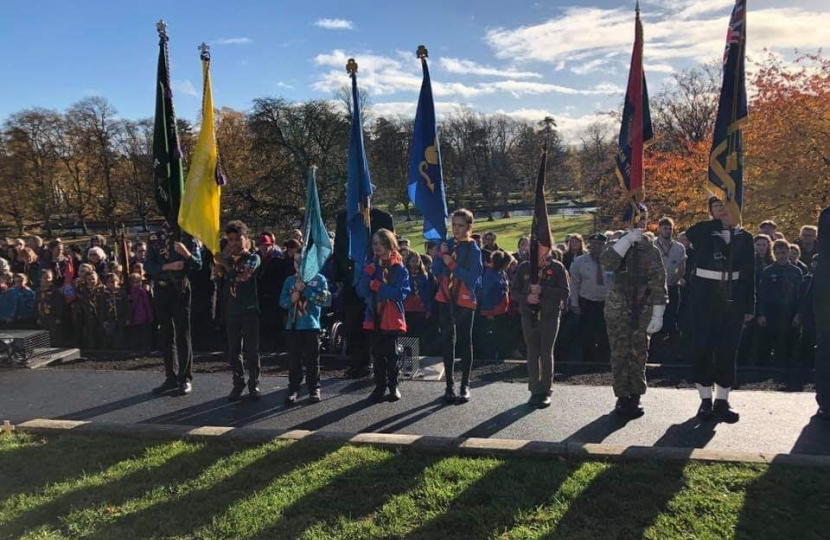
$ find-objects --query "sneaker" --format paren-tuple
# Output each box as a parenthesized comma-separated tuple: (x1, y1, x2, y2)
(457, 386, 471, 404)
(152, 379, 179, 395)
(248, 387, 262, 402)
(389, 387, 401, 402)
(368, 386, 387, 403)
(444, 386, 456, 403)
(308, 389, 322, 404)
(713, 399, 739, 423)
(177, 382, 192, 396)
(284, 391, 299, 405)
(697, 398, 714, 420)
(228, 386, 245, 402)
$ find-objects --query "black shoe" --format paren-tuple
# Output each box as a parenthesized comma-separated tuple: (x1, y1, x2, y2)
(308, 389, 322, 404)
(389, 387, 401, 402)
(537, 395, 552, 409)
(444, 386, 456, 403)
(528, 393, 541, 406)
(351, 366, 372, 379)
(177, 382, 192, 396)
(368, 386, 387, 403)
(697, 398, 714, 420)
(152, 379, 178, 395)
(625, 395, 645, 418)
(228, 386, 245, 402)
(457, 386, 471, 404)
(614, 396, 630, 416)
(284, 391, 298, 405)
(248, 387, 262, 402)
(713, 399, 740, 423)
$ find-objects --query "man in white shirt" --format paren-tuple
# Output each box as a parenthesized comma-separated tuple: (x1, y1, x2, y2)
(570, 233, 613, 363)
(653, 217, 687, 336)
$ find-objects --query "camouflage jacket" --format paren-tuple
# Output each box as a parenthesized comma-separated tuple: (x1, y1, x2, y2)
(600, 237, 668, 316)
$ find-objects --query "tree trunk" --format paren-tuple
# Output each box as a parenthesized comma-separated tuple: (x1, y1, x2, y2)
(404, 201, 412, 222)
(80, 216, 89, 236)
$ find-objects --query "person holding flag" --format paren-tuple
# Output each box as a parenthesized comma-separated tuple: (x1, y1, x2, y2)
(147, 21, 202, 397)
(279, 167, 333, 405)
(511, 144, 569, 408)
(686, 0, 753, 423)
(334, 58, 394, 379)
(601, 3, 667, 419)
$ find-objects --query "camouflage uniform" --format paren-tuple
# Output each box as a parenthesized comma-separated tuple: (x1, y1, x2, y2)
(600, 236, 668, 397)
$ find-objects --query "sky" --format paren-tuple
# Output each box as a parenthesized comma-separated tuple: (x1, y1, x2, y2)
(1, 0, 828, 143)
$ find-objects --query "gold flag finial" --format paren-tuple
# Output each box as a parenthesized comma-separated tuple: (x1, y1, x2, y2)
(416, 45, 429, 59)
(346, 58, 358, 74)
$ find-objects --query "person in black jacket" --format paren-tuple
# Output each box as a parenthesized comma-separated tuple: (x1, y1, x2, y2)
(813, 207, 830, 419)
(334, 204, 394, 378)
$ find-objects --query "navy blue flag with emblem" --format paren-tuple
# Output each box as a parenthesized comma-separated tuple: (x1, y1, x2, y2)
(300, 166, 333, 283)
(408, 49, 448, 241)
(708, 0, 747, 225)
(346, 62, 374, 285)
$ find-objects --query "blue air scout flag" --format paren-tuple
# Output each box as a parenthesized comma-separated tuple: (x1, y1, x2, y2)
(708, 0, 747, 225)
(346, 60, 373, 285)
(614, 4, 653, 226)
(408, 48, 448, 241)
(300, 166, 333, 283)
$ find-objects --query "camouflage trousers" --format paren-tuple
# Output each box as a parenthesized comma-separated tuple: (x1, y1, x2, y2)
(604, 303, 651, 397)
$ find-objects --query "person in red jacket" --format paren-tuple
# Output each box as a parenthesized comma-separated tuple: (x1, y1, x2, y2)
(357, 229, 411, 402)
(433, 208, 484, 404)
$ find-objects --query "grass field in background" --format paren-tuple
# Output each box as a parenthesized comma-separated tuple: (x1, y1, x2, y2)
(1, 432, 828, 540)
(395, 214, 595, 253)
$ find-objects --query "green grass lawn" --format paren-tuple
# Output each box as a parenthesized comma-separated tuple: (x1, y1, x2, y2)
(1, 432, 828, 540)
(396, 214, 595, 254)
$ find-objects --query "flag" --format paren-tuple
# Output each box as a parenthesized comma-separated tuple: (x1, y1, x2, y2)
(178, 46, 226, 255)
(708, 0, 747, 225)
(614, 3, 653, 226)
(408, 49, 448, 241)
(530, 143, 553, 284)
(346, 61, 373, 284)
(300, 166, 333, 282)
(152, 21, 184, 229)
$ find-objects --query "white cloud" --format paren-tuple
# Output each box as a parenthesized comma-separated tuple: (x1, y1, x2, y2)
(495, 108, 616, 145)
(314, 18, 354, 30)
(644, 63, 675, 74)
(171, 79, 198, 98)
(485, 4, 830, 74)
(213, 37, 252, 46)
(370, 100, 464, 119)
(277, 81, 294, 90)
(491, 80, 624, 97)
(438, 57, 542, 79)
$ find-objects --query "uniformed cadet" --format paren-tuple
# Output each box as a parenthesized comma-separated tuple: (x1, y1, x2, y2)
(600, 205, 668, 419)
(512, 250, 570, 407)
(214, 221, 262, 402)
(756, 239, 803, 367)
(813, 207, 830, 420)
(685, 196, 755, 423)
(146, 224, 203, 396)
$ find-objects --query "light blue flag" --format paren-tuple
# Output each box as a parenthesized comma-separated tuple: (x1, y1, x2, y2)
(300, 166, 333, 283)
(346, 65, 373, 284)
(408, 53, 447, 241)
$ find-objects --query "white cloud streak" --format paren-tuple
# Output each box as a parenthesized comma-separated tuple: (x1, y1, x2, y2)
(438, 57, 542, 79)
(171, 79, 198, 98)
(314, 18, 354, 30)
(213, 37, 252, 46)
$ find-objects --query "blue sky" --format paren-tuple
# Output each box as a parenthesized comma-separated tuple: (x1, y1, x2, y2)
(1, 0, 827, 142)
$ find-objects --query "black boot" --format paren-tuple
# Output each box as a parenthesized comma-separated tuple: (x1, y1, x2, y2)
(713, 399, 740, 423)
(152, 379, 179, 395)
(622, 395, 644, 419)
(614, 396, 630, 416)
(228, 385, 245, 402)
(444, 386, 456, 403)
(248, 386, 262, 402)
(697, 398, 714, 420)
(368, 386, 387, 403)
(389, 386, 401, 401)
(457, 385, 471, 404)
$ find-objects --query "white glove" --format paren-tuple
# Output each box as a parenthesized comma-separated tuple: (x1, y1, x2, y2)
(646, 304, 666, 334)
(612, 228, 642, 257)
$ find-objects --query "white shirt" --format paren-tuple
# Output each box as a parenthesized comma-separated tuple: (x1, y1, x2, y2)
(569, 252, 613, 306)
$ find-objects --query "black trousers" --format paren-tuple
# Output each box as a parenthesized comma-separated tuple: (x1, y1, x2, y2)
(440, 303, 474, 388)
(689, 300, 744, 388)
(662, 285, 681, 334)
(288, 330, 321, 392)
(579, 297, 611, 363)
(227, 311, 261, 389)
(343, 285, 370, 371)
(372, 333, 399, 390)
(757, 310, 796, 367)
(154, 280, 193, 385)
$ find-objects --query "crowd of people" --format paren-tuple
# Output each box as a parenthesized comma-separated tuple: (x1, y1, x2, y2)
(0, 201, 825, 422)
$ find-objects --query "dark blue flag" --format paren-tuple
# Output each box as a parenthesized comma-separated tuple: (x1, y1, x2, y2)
(408, 48, 448, 241)
(708, 0, 747, 225)
(346, 60, 373, 285)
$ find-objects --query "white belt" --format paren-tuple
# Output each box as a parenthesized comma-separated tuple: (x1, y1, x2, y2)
(695, 268, 739, 280)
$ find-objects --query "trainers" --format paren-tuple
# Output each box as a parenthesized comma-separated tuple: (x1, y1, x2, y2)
(713, 399, 739, 423)
(284, 391, 299, 405)
(444, 386, 456, 403)
(457, 386, 471, 404)
(368, 386, 387, 403)
(248, 386, 262, 402)
(697, 398, 714, 420)
(152, 379, 179, 395)
(177, 382, 192, 396)
(228, 386, 245, 402)
(308, 389, 322, 404)
(389, 387, 401, 402)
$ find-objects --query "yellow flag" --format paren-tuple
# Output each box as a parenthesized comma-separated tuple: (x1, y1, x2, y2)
(178, 53, 223, 254)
